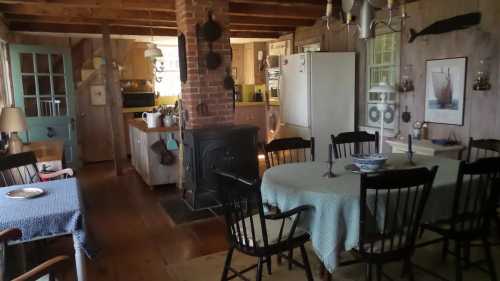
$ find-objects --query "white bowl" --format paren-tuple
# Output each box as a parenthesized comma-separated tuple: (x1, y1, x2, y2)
(352, 154, 388, 172)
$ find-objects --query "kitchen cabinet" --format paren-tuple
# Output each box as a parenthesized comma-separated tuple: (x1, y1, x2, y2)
(242, 42, 267, 85)
(231, 44, 244, 84)
(120, 43, 154, 80)
(129, 119, 179, 187)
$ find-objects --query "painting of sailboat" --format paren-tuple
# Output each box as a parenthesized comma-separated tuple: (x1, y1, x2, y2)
(425, 57, 467, 125)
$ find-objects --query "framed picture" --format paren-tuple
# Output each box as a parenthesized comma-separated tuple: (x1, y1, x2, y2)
(90, 85, 106, 106)
(424, 57, 467, 125)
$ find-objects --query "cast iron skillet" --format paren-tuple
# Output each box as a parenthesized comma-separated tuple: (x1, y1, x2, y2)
(201, 11, 222, 42)
(206, 43, 222, 69)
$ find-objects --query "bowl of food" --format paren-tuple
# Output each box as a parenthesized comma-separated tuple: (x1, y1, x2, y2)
(352, 154, 388, 172)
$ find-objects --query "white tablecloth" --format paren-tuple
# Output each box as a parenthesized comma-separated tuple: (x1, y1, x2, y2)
(260, 154, 460, 272)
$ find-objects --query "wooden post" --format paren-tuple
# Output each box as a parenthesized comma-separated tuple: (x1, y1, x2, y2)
(102, 23, 126, 176)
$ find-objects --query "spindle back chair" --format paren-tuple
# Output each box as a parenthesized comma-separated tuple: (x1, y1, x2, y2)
(263, 137, 314, 169)
(331, 131, 379, 159)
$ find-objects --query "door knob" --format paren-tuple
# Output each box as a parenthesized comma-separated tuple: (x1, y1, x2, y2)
(47, 127, 56, 138)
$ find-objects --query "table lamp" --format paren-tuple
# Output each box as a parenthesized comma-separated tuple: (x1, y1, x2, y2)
(368, 81, 396, 153)
(0, 107, 28, 154)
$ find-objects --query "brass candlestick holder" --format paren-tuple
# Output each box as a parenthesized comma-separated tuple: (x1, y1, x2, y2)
(406, 151, 416, 166)
(323, 160, 336, 178)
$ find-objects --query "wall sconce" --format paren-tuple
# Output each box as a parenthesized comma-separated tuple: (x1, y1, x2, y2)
(473, 58, 492, 91)
(347, 0, 409, 40)
(398, 64, 414, 92)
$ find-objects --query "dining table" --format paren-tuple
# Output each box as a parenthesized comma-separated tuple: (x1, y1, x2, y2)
(260, 153, 461, 273)
(0, 178, 90, 281)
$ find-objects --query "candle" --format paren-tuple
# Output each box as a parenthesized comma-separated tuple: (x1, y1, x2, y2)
(328, 144, 333, 163)
(408, 134, 413, 153)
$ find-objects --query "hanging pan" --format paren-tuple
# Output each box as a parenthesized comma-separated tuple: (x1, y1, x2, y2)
(201, 11, 222, 42)
(206, 43, 222, 69)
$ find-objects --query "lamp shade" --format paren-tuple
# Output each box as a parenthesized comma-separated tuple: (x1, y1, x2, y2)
(369, 81, 397, 93)
(144, 43, 163, 60)
(0, 107, 28, 133)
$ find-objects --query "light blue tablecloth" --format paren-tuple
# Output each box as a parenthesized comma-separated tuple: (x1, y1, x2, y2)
(261, 154, 460, 272)
(0, 178, 91, 257)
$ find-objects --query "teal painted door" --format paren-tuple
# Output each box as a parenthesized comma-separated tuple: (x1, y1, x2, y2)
(9, 44, 79, 167)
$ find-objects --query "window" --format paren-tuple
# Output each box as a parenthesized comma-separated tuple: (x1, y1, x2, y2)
(365, 32, 400, 129)
(154, 45, 181, 97)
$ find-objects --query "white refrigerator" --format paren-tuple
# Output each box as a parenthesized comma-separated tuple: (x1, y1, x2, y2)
(279, 52, 356, 162)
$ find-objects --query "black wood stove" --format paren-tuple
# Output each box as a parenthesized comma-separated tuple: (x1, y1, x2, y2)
(182, 125, 259, 210)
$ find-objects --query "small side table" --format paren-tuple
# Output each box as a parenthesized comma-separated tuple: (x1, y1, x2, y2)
(386, 138, 465, 159)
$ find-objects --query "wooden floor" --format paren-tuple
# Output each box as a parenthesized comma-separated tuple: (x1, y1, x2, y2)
(49, 161, 228, 281)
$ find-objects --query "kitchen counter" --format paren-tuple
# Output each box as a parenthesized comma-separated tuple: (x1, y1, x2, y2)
(236, 102, 266, 107)
(122, 106, 156, 113)
(128, 118, 178, 133)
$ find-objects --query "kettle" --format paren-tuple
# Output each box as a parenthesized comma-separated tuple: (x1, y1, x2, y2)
(142, 112, 161, 128)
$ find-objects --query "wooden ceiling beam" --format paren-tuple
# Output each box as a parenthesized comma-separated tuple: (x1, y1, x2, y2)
(229, 2, 324, 19)
(5, 14, 177, 28)
(9, 21, 282, 38)
(9, 22, 178, 36)
(229, 15, 315, 26)
(230, 0, 324, 6)
(5, 15, 294, 33)
(0, 3, 177, 21)
(0, 0, 175, 11)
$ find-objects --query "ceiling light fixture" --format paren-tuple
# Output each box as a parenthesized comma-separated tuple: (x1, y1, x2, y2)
(322, 0, 335, 30)
(144, 10, 163, 61)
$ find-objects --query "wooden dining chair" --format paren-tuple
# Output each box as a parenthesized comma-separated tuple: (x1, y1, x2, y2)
(347, 166, 438, 281)
(465, 138, 500, 162)
(331, 131, 379, 159)
(262, 137, 314, 169)
(419, 157, 500, 281)
(0, 152, 74, 187)
(214, 170, 314, 281)
(1, 228, 71, 281)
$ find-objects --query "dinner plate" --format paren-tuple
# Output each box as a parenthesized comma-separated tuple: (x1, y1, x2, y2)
(6, 187, 46, 199)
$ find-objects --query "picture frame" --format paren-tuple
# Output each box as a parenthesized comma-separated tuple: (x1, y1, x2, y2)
(90, 85, 106, 106)
(424, 57, 467, 126)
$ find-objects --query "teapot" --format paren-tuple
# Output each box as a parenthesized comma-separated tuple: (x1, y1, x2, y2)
(142, 111, 161, 128)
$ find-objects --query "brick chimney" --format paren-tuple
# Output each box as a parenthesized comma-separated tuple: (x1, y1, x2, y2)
(175, 0, 234, 129)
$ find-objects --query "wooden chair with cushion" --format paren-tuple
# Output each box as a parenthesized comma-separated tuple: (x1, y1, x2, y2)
(331, 131, 379, 159)
(0, 152, 74, 187)
(340, 167, 438, 281)
(419, 157, 500, 281)
(215, 170, 314, 281)
(262, 137, 314, 169)
(1, 228, 71, 281)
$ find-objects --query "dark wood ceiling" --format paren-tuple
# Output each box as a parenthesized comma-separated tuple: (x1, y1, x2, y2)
(0, 0, 334, 38)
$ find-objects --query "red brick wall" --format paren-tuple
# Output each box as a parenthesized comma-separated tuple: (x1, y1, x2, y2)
(175, 0, 234, 129)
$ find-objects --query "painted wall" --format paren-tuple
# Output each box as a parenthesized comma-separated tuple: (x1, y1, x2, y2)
(294, 0, 500, 146)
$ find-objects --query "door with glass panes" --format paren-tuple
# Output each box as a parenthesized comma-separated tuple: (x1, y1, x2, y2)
(9, 44, 78, 167)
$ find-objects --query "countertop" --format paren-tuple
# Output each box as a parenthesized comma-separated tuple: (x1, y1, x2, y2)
(236, 102, 266, 107)
(22, 140, 65, 162)
(122, 106, 156, 113)
(128, 118, 178, 133)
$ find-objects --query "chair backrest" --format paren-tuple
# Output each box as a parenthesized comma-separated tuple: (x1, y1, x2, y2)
(0, 152, 40, 187)
(214, 170, 269, 254)
(359, 167, 438, 259)
(0, 229, 22, 281)
(466, 138, 500, 162)
(450, 157, 500, 236)
(331, 131, 379, 159)
(263, 137, 314, 169)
